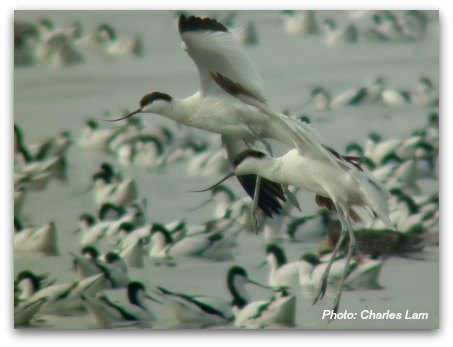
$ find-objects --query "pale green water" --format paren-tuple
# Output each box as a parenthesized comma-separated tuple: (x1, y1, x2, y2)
(14, 10, 439, 329)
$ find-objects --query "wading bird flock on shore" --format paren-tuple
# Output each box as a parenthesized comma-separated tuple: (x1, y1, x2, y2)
(14, 10, 438, 329)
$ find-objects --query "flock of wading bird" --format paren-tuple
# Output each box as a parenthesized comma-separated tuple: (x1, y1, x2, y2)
(14, 12, 438, 329)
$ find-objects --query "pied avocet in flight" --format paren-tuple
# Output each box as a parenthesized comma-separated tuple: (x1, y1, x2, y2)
(198, 145, 393, 314)
(107, 14, 341, 225)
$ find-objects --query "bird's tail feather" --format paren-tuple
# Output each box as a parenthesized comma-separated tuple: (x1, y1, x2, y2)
(357, 172, 394, 230)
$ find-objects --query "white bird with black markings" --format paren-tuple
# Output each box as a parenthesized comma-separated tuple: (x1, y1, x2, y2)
(14, 219, 58, 256)
(198, 145, 393, 314)
(71, 245, 104, 280)
(154, 281, 234, 328)
(107, 14, 341, 224)
(14, 297, 47, 327)
(81, 281, 159, 328)
(92, 171, 138, 209)
(148, 222, 239, 262)
(230, 266, 296, 329)
(16, 271, 105, 315)
(263, 244, 300, 289)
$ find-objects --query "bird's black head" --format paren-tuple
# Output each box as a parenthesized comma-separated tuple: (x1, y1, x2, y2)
(265, 244, 287, 267)
(86, 119, 99, 129)
(227, 266, 248, 287)
(301, 253, 321, 266)
(233, 149, 266, 168)
(128, 281, 146, 296)
(323, 18, 336, 30)
(150, 223, 173, 244)
(105, 92, 173, 123)
(17, 270, 43, 292)
(17, 270, 38, 283)
(98, 203, 125, 221)
(345, 142, 364, 156)
(81, 245, 100, 259)
(80, 213, 96, 227)
(96, 24, 116, 41)
(140, 92, 173, 108)
(119, 222, 136, 234)
(127, 281, 146, 306)
(105, 252, 122, 263)
(100, 162, 115, 176)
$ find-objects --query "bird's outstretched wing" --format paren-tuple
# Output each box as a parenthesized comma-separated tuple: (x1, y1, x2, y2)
(178, 15, 266, 102)
(212, 71, 343, 169)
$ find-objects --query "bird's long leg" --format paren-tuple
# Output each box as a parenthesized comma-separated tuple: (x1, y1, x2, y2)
(313, 205, 348, 305)
(251, 175, 262, 234)
(246, 126, 274, 233)
(330, 211, 357, 320)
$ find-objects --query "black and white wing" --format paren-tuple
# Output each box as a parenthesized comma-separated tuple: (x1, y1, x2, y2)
(178, 15, 266, 102)
(222, 135, 287, 218)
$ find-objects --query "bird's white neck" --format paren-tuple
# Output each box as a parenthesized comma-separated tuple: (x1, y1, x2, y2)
(147, 97, 195, 126)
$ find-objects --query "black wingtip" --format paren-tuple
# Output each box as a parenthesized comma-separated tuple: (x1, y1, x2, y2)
(178, 15, 228, 34)
(236, 175, 286, 218)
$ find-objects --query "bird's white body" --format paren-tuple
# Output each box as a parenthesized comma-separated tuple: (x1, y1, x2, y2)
(94, 178, 138, 208)
(265, 246, 300, 288)
(156, 287, 233, 327)
(149, 228, 239, 261)
(233, 291, 296, 329)
(80, 222, 110, 247)
(255, 150, 363, 206)
(71, 251, 103, 280)
(282, 11, 319, 36)
(35, 24, 84, 67)
(82, 285, 155, 328)
(364, 138, 401, 164)
(268, 260, 300, 289)
(15, 156, 61, 190)
(323, 22, 358, 46)
(300, 253, 384, 295)
(14, 222, 58, 255)
(98, 254, 130, 289)
(381, 89, 411, 106)
(186, 148, 229, 177)
(119, 238, 144, 268)
(20, 274, 105, 315)
(78, 126, 119, 150)
(103, 38, 141, 57)
(14, 186, 27, 216)
(299, 255, 350, 296)
(86, 295, 150, 327)
(152, 93, 270, 140)
(14, 297, 47, 326)
(344, 258, 384, 290)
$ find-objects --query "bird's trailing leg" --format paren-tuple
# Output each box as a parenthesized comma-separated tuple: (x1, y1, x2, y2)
(330, 212, 357, 321)
(313, 206, 348, 305)
(251, 175, 262, 234)
(247, 124, 273, 233)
